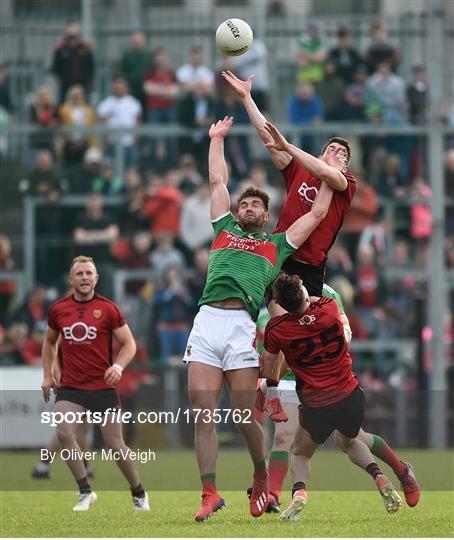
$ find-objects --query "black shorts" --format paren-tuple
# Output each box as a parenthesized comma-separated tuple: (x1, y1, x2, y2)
(298, 385, 365, 444)
(281, 258, 325, 297)
(55, 387, 121, 413)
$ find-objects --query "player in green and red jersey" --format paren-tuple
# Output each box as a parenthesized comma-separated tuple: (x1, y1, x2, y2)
(184, 116, 334, 522)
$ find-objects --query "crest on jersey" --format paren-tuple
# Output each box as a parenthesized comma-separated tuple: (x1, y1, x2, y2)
(186, 345, 192, 357)
(297, 182, 318, 204)
(298, 314, 316, 326)
(93, 309, 102, 319)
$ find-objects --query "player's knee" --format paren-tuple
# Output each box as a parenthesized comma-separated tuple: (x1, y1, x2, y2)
(272, 429, 293, 451)
(105, 438, 126, 453)
(56, 424, 74, 445)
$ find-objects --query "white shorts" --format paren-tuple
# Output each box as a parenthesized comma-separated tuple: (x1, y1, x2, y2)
(183, 305, 259, 371)
(268, 379, 299, 405)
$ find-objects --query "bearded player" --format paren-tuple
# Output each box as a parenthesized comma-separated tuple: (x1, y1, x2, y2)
(41, 256, 149, 511)
(261, 273, 404, 520)
(184, 116, 334, 522)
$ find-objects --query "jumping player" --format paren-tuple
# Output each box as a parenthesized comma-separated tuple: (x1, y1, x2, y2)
(255, 285, 419, 511)
(261, 273, 403, 520)
(184, 116, 334, 522)
(41, 256, 149, 511)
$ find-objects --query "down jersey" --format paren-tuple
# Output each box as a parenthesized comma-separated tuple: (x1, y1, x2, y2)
(264, 297, 357, 407)
(47, 293, 126, 390)
(274, 159, 356, 266)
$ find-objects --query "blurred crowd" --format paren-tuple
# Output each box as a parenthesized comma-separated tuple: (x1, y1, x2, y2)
(0, 19, 453, 392)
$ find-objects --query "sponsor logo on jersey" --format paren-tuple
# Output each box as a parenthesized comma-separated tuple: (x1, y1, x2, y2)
(62, 322, 97, 342)
(93, 309, 102, 319)
(298, 314, 316, 326)
(297, 182, 318, 204)
(211, 230, 277, 264)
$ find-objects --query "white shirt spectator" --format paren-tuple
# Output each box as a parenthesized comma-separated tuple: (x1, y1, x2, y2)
(180, 190, 212, 250)
(97, 95, 142, 147)
(176, 64, 215, 89)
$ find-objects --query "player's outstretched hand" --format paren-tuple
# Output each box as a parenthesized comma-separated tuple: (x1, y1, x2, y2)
(209, 116, 233, 139)
(264, 121, 290, 152)
(221, 70, 254, 98)
(41, 375, 57, 402)
(105, 365, 122, 387)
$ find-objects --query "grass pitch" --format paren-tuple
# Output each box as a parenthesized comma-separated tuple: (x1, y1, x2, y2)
(1, 450, 453, 537)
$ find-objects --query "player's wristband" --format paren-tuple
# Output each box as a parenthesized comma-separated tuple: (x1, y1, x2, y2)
(112, 363, 124, 374)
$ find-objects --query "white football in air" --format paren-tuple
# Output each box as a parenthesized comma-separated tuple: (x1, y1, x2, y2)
(216, 18, 253, 56)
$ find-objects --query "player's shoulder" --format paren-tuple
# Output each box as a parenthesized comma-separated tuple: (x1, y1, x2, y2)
(280, 157, 309, 176)
(265, 313, 293, 334)
(312, 296, 340, 317)
(49, 295, 73, 312)
(93, 293, 122, 312)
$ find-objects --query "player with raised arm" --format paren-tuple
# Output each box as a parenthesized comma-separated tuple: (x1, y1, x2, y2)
(261, 273, 403, 520)
(184, 116, 333, 522)
(41, 256, 149, 512)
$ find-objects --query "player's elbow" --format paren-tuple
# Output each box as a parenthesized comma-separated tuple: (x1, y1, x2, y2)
(311, 204, 329, 222)
(209, 172, 224, 186)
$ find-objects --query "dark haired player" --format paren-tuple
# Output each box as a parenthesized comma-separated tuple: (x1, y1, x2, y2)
(261, 273, 403, 520)
(185, 116, 334, 522)
(41, 256, 149, 512)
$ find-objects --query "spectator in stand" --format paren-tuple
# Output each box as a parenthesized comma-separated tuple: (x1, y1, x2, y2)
(294, 23, 327, 84)
(119, 31, 152, 111)
(122, 167, 148, 234)
(325, 241, 355, 283)
(364, 20, 400, 74)
(408, 176, 432, 268)
(24, 151, 65, 284)
(51, 21, 95, 104)
(445, 149, 454, 236)
(22, 321, 47, 365)
(143, 48, 179, 169)
(185, 247, 209, 316)
(69, 146, 103, 193)
(373, 153, 407, 198)
(354, 244, 388, 338)
(232, 39, 270, 112)
(1, 322, 28, 365)
(72, 193, 119, 295)
(287, 82, 324, 155)
(342, 176, 380, 261)
(331, 64, 368, 121)
(142, 169, 182, 237)
(58, 85, 96, 169)
(366, 62, 406, 124)
(176, 46, 215, 94)
(180, 182, 212, 254)
(29, 86, 59, 159)
(177, 79, 215, 169)
(117, 231, 153, 348)
(153, 266, 194, 366)
(366, 62, 410, 176)
(215, 89, 251, 179)
(0, 235, 16, 325)
(91, 158, 124, 195)
(9, 285, 49, 335)
(315, 59, 345, 120)
(407, 66, 428, 125)
(328, 26, 363, 85)
(97, 75, 142, 168)
(0, 64, 14, 115)
(149, 234, 184, 285)
(25, 150, 62, 201)
(177, 154, 203, 197)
